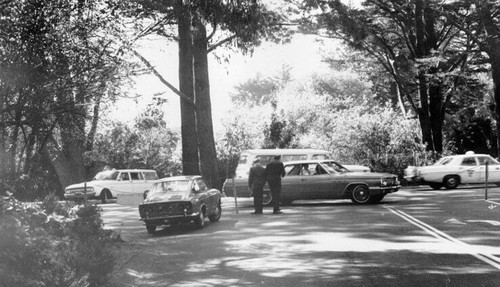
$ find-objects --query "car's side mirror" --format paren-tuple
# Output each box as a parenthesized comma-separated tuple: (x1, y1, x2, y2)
(143, 190, 149, 199)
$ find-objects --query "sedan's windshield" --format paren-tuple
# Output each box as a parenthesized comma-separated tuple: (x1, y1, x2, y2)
(148, 180, 191, 196)
(93, 170, 119, 180)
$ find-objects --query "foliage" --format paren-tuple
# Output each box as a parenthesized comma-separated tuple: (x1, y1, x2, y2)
(273, 73, 427, 175)
(0, 0, 135, 200)
(87, 103, 182, 178)
(0, 192, 119, 287)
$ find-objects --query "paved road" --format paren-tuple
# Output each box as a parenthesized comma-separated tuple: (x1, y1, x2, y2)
(101, 185, 500, 287)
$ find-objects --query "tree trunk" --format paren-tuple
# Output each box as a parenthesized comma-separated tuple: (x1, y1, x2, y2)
(192, 16, 221, 189)
(177, 1, 200, 175)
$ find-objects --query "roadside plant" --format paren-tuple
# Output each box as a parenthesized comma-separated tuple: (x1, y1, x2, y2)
(0, 192, 119, 287)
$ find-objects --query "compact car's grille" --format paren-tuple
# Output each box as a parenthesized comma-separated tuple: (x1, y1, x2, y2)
(139, 202, 191, 218)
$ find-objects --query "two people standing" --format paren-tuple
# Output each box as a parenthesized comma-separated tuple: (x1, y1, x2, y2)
(248, 155, 286, 214)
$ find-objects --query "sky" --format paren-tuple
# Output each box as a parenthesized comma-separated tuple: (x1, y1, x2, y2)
(110, 33, 336, 131)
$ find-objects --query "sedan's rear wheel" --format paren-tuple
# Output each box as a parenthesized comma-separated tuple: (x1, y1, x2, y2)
(350, 185, 371, 204)
(209, 204, 221, 222)
(146, 225, 156, 234)
(444, 175, 460, 189)
(262, 191, 273, 206)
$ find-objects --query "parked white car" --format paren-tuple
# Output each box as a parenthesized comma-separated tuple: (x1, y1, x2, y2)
(404, 152, 500, 189)
(64, 169, 158, 203)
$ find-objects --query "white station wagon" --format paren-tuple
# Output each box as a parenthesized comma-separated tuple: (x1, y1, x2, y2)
(64, 169, 159, 203)
(404, 152, 500, 189)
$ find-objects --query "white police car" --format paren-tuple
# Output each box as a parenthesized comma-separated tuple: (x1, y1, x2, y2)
(404, 152, 500, 189)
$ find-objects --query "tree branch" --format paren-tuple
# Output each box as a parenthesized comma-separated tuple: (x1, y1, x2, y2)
(129, 48, 195, 106)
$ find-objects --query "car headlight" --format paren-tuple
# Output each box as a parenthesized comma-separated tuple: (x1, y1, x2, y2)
(380, 179, 388, 187)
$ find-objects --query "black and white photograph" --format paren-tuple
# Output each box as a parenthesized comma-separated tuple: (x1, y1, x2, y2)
(1, 0, 500, 286)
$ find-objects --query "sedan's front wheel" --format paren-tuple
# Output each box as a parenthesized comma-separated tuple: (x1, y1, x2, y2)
(262, 191, 273, 206)
(350, 185, 371, 204)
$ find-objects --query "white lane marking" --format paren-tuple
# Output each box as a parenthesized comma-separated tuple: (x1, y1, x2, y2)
(467, 220, 500, 226)
(385, 206, 500, 270)
(486, 200, 500, 207)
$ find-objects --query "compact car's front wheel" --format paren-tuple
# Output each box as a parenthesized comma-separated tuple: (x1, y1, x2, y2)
(146, 225, 156, 234)
(209, 204, 221, 222)
(444, 175, 460, 189)
(350, 185, 371, 204)
(194, 209, 205, 229)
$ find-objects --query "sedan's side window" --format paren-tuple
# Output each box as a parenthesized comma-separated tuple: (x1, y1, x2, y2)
(461, 157, 477, 166)
(286, 165, 301, 176)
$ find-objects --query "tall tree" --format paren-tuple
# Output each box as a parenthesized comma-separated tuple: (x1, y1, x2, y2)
(444, 0, 500, 155)
(302, 0, 473, 153)
(0, 0, 130, 197)
(133, 0, 290, 187)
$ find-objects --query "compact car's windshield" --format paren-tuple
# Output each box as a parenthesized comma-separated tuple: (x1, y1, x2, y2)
(93, 171, 118, 180)
(321, 162, 349, 173)
(149, 180, 190, 195)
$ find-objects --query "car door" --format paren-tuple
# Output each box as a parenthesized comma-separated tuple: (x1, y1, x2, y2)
(282, 164, 307, 200)
(306, 163, 333, 199)
(110, 171, 133, 195)
(458, 157, 481, 184)
(129, 171, 149, 193)
(476, 156, 500, 183)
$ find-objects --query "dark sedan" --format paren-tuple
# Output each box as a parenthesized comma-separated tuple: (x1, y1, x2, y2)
(138, 176, 222, 234)
(277, 160, 400, 205)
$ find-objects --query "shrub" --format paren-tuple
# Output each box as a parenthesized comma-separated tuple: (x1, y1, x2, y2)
(0, 193, 119, 287)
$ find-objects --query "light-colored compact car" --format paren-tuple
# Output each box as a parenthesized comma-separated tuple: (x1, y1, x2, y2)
(276, 160, 399, 205)
(223, 149, 370, 202)
(138, 176, 222, 234)
(404, 152, 500, 190)
(64, 169, 158, 203)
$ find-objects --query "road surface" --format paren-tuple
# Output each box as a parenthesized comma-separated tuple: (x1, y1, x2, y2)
(101, 185, 500, 286)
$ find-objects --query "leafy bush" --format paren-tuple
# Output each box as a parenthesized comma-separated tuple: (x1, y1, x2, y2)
(0, 193, 120, 287)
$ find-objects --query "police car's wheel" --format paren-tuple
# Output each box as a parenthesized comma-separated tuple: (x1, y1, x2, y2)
(444, 175, 460, 189)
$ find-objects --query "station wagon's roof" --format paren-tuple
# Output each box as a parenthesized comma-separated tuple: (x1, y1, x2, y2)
(241, 149, 330, 155)
(107, 169, 157, 173)
(156, 175, 201, 182)
(283, 159, 342, 165)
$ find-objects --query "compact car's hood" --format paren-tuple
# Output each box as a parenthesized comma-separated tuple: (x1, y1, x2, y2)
(145, 191, 191, 203)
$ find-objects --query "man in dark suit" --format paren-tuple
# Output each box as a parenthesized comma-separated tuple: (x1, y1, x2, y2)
(248, 158, 266, 214)
(265, 155, 286, 214)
